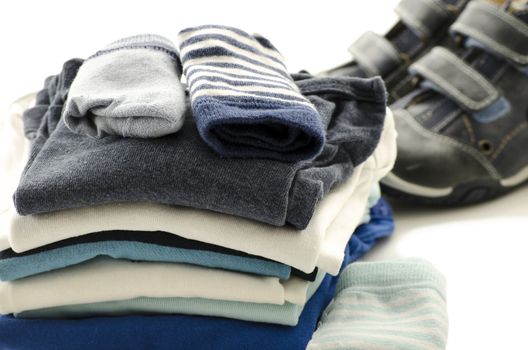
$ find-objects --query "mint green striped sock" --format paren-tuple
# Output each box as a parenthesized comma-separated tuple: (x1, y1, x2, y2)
(308, 259, 447, 350)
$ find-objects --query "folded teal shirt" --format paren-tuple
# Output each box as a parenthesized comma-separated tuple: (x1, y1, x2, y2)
(0, 241, 291, 281)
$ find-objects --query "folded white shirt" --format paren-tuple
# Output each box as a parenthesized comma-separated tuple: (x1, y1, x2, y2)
(0, 94, 34, 250)
(2, 97, 397, 276)
(0, 256, 312, 314)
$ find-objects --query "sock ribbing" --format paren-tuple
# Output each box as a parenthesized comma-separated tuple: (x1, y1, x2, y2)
(89, 34, 181, 65)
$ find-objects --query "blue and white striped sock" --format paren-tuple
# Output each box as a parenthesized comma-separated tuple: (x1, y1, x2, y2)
(178, 25, 325, 162)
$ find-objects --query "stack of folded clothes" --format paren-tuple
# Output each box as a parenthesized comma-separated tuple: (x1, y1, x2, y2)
(0, 26, 400, 350)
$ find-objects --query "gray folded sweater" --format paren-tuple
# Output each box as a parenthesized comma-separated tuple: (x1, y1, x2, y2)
(15, 63, 387, 229)
(62, 34, 186, 138)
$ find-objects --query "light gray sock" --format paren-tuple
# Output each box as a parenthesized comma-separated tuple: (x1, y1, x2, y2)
(63, 34, 186, 138)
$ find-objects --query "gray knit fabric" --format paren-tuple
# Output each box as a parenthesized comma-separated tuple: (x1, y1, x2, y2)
(63, 34, 186, 138)
(16, 64, 387, 229)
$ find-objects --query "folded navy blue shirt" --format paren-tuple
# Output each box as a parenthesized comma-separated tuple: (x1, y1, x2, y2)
(0, 198, 394, 350)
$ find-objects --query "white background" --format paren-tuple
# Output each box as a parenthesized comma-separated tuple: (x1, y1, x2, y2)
(1, 1, 527, 349)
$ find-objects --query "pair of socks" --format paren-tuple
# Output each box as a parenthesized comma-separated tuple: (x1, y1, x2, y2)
(64, 27, 342, 162)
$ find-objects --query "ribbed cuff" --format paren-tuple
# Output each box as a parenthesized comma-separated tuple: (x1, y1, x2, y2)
(88, 34, 181, 71)
(104, 34, 178, 53)
(337, 259, 447, 300)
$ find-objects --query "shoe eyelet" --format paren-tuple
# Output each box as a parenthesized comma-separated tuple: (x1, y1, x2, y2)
(454, 34, 464, 48)
(478, 139, 494, 155)
(410, 76, 420, 88)
(446, 4, 459, 14)
(400, 53, 413, 66)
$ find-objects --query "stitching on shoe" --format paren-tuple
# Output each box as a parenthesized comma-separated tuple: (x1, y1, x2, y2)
(414, 48, 499, 110)
(366, 33, 402, 64)
(349, 48, 379, 76)
(435, 48, 498, 97)
(453, 24, 528, 65)
(415, 62, 497, 109)
(399, 109, 500, 179)
(350, 32, 402, 76)
(425, 0, 451, 17)
(478, 2, 528, 37)
(390, 75, 414, 100)
(431, 108, 461, 133)
(396, 5, 432, 38)
(462, 114, 476, 145)
(396, 0, 450, 38)
(454, 1, 528, 65)
(488, 60, 509, 84)
(491, 122, 528, 160)
(415, 98, 443, 124)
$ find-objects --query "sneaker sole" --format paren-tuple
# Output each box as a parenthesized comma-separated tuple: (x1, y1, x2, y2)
(381, 167, 528, 205)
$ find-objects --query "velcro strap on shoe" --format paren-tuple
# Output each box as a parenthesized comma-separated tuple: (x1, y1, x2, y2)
(395, 0, 453, 38)
(410, 47, 500, 111)
(348, 31, 402, 76)
(450, 1, 528, 66)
